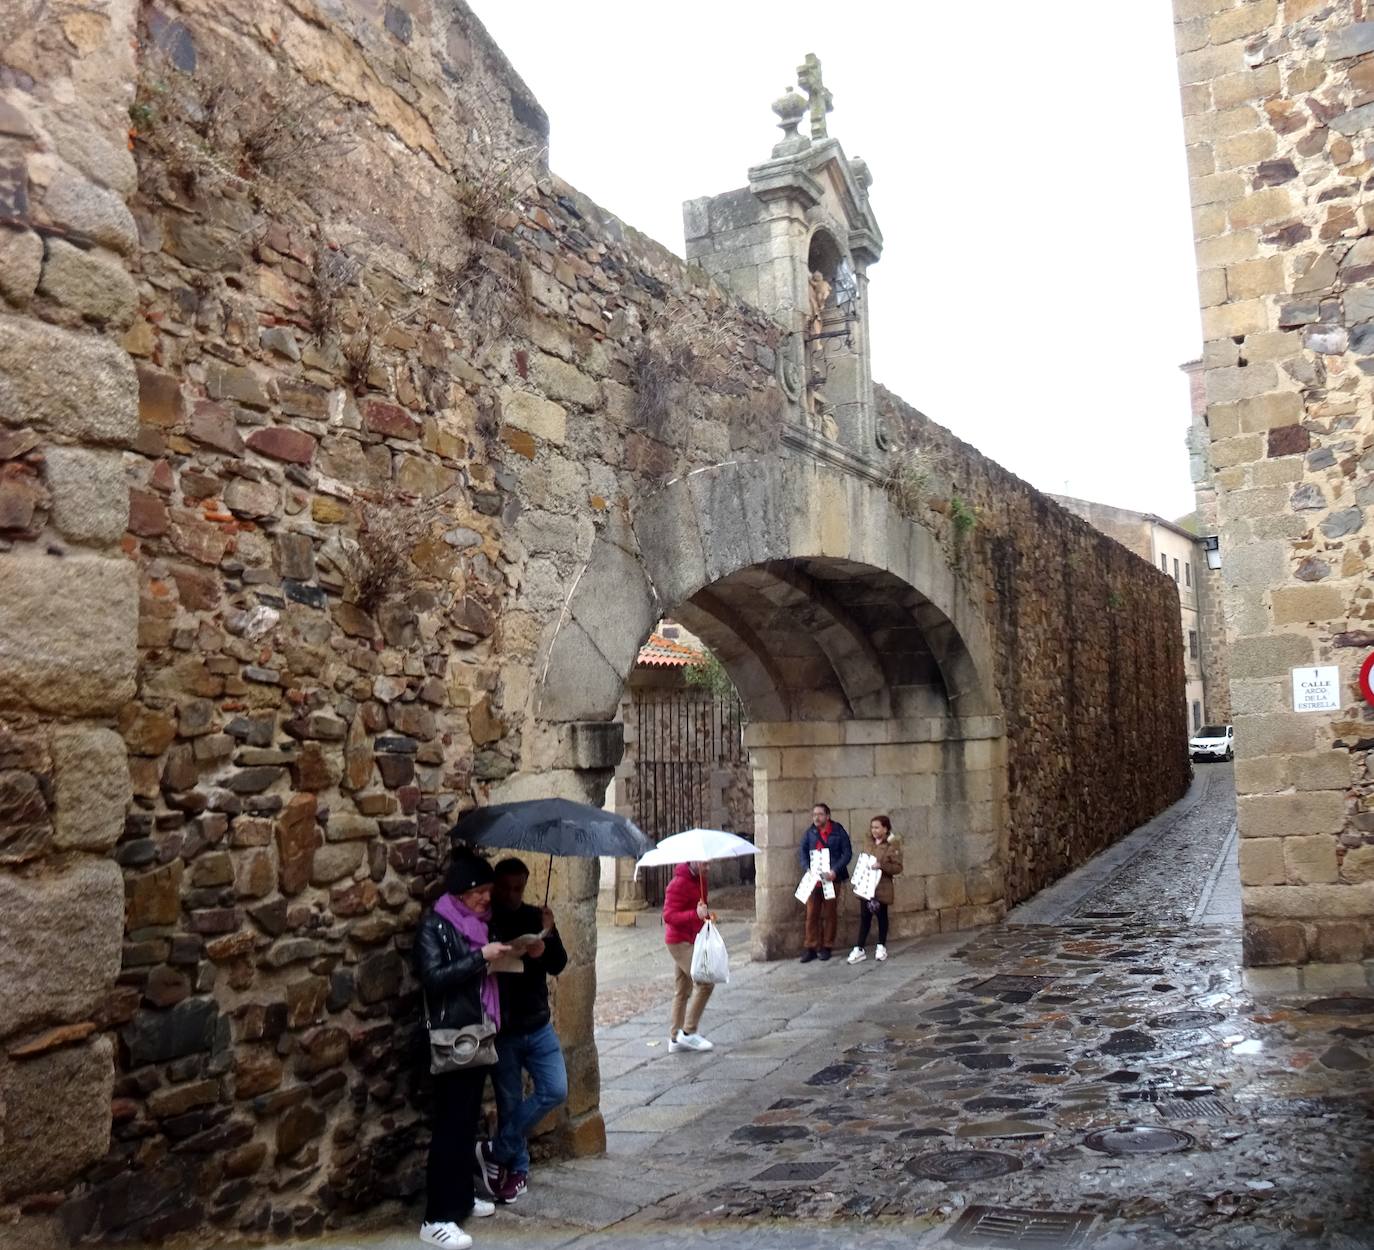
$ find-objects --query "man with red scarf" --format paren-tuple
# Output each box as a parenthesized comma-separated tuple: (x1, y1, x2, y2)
(797, 802, 852, 962)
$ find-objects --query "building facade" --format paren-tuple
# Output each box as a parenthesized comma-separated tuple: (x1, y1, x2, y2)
(1172, 0, 1374, 991)
(1182, 358, 1234, 726)
(1051, 496, 1219, 732)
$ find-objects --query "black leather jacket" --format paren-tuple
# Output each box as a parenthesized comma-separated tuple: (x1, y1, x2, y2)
(490, 901, 568, 1036)
(415, 908, 489, 1029)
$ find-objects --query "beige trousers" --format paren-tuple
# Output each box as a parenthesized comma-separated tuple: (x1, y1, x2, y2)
(667, 941, 714, 1036)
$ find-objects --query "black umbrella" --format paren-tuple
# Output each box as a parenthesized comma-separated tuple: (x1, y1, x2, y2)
(450, 799, 652, 903)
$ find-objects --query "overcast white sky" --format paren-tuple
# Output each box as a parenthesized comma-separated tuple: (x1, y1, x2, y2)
(469, 1, 1203, 520)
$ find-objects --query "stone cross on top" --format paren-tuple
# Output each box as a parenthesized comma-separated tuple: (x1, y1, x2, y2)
(797, 53, 832, 139)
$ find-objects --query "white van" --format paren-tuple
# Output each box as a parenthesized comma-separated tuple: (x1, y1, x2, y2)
(1189, 724, 1234, 762)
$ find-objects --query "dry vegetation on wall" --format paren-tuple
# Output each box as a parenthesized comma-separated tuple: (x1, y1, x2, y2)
(131, 47, 355, 209)
(340, 491, 444, 615)
(632, 306, 735, 427)
(883, 444, 934, 518)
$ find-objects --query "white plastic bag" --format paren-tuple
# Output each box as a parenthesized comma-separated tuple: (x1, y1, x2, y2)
(690, 919, 730, 985)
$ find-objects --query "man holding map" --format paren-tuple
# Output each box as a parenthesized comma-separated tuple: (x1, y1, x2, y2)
(796, 802, 852, 963)
(481, 858, 569, 1204)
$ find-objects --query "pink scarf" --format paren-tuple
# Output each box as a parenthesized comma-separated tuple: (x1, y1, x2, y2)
(435, 893, 501, 1029)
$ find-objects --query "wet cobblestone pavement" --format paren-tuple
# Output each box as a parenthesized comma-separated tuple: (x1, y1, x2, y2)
(273, 770, 1373, 1250)
(660, 922, 1373, 1248)
(1069, 763, 1236, 925)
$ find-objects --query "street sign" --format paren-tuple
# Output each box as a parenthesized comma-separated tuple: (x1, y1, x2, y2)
(1292, 666, 1341, 713)
(1360, 653, 1374, 709)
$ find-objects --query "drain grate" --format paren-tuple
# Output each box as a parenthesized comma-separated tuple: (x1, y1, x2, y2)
(1154, 1096, 1233, 1120)
(970, 975, 1057, 997)
(907, 1149, 1023, 1181)
(1148, 1010, 1227, 1030)
(752, 1160, 837, 1183)
(1252, 1096, 1365, 1118)
(944, 1205, 1098, 1247)
(1084, 1125, 1196, 1155)
(1303, 997, 1374, 1016)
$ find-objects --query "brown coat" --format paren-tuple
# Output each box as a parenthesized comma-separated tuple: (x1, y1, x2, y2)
(869, 834, 903, 905)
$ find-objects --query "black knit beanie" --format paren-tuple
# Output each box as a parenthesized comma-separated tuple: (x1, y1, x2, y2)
(445, 851, 495, 896)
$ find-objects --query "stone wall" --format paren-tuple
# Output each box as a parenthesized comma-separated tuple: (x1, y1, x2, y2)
(0, 0, 141, 1239)
(1172, 0, 1374, 989)
(1, 0, 785, 1242)
(747, 717, 1006, 951)
(878, 390, 1194, 906)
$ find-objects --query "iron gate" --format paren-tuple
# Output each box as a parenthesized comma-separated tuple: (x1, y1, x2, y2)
(631, 690, 749, 905)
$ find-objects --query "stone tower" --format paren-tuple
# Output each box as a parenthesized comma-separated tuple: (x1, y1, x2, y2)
(683, 54, 884, 472)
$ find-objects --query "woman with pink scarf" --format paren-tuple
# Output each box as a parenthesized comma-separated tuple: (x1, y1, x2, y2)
(414, 853, 511, 1249)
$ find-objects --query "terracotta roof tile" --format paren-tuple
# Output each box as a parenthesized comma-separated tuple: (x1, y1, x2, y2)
(637, 633, 706, 668)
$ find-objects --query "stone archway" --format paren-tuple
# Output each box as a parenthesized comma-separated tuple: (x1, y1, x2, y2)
(528, 454, 1008, 961)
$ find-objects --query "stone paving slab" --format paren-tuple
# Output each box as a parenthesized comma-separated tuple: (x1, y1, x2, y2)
(648, 1077, 756, 1106)
(605, 1101, 710, 1132)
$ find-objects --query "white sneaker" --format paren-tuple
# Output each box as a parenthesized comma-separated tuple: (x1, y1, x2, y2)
(471, 1199, 495, 1218)
(875, 944, 888, 962)
(668, 1031, 685, 1053)
(420, 1223, 472, 1249)
(678, 1032, 714, 1052)
(847, 946, 866, 964)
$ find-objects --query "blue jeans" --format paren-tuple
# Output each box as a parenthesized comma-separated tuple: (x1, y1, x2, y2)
(491, 1022, 568, 1174)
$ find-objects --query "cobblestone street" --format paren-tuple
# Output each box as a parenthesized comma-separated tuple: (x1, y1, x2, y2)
(276, 766, 1373, 1250)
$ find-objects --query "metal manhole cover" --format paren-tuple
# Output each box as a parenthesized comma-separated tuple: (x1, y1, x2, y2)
(970, 975, 1057, 996)
(1154, 1096, 1232, 1120)
(1303, 997, 1374, 1016)
(906, 1149, 1024, 1181)
(752, 1161, 837, 1183)
(1084, 1125, 1196, 1155)
(944, 1205, 1098, 1247)
(1148, 1010, 1227, 1030)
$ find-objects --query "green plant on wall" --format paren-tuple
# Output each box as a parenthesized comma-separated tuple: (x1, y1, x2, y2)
(1107, 589, 1125, 611)
(684, 652, 737, 699)
(951, 495, 977, 537)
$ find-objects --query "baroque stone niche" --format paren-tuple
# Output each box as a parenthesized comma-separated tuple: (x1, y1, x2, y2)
(683, 53, 883, 475)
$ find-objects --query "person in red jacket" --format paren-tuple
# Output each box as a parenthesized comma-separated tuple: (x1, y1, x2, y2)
(662, 861, 715, 1053)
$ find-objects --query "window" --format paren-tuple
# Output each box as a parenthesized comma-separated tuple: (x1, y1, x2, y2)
(1192, 701, 1202, 731)
(1185, 562, 1191, 587)
(1160, 554, 1168, 573)
(1173, 557, 1180, 581)
(1189, 630, 1199, 659)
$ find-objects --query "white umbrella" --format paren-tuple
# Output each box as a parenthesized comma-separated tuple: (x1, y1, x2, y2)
(633, 828, 758, 877)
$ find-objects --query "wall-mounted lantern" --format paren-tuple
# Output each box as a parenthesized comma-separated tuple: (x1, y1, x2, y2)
(1202, 535, 1221, 571)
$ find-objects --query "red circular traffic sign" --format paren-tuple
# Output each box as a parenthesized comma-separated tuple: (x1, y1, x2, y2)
(1361, 652, 1374, 708)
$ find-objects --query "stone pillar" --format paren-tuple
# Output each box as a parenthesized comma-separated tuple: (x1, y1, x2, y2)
(498, 720, 624, 1158)
(0, 0, 141, 1225)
